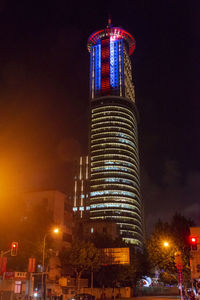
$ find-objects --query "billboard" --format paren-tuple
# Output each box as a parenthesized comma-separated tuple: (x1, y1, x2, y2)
(100, 248, 130, 265)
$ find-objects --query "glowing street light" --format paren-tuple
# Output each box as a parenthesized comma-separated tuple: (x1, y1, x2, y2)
(53, 228, 59, 234)
(162, 240, 183, 300)
(163, 241, 169, 248)
(41, 227, 60, 300)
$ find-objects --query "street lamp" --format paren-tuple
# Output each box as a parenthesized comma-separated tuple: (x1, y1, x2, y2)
(41, 227, 60, 300)
(163, 241, 169, 248)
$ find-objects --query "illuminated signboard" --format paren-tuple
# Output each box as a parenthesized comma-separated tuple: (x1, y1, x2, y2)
(100, 247, 130, 265)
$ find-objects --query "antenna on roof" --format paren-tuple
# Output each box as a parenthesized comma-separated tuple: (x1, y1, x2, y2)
(107, 15, 112, 28)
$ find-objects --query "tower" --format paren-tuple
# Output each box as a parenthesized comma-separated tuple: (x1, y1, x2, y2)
(87, 21, 144, 247)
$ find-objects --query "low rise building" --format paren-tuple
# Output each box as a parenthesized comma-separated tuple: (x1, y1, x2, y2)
(21, 189, 72, 247)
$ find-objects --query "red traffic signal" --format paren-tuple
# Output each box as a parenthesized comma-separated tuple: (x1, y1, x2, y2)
(189, 236, 197, 250)
(190, 237, 197, 243)
(11, 242, 18, 256)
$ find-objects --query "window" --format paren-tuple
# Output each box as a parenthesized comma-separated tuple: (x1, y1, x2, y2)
(91, 227, 94, 233)
(14, 281, 22, 294)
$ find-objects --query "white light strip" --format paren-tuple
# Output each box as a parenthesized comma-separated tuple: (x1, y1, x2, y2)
(92, 105, 135, 116)
(79, 156, 82, 180)
(86, 156, 88, 179)
(81, 180, 84, 206)
(74, 180, 77, 207)
(91, 115, 134, 127)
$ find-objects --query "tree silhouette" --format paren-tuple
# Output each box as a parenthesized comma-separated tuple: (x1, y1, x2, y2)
(60, 240, 100, 292)
(146, 213, 195, 284)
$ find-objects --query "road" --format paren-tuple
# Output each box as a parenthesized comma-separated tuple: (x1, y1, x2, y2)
(131, 297, 179, 300)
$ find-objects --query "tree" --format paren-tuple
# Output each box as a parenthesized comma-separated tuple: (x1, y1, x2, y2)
(94, 244, 150, 291)
(127, 247, 151, 288)
(60, 241, 101, 292)
(147, 220, 175, 272)
(146, 213, 195, 284)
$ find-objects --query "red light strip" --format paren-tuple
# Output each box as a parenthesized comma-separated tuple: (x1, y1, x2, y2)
(101, 38, 110, 94)
(88, 27, 136, 55)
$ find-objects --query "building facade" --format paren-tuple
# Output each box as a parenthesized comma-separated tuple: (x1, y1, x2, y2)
(87, 21, 144, 247)
(84, 220, 119, 240)
(72, 156, 90, 218)
(21, 190, 72, 247)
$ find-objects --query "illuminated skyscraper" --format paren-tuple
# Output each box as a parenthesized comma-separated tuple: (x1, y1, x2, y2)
(87, 21, 144, 247)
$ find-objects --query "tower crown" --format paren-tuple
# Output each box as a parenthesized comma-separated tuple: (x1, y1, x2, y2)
(88, 26, 136, 101)
(88, 27, 136, 56)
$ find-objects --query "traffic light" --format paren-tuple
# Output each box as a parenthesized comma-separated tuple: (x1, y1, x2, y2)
(11, 242, 18, 256)
(174, 251, 183, 270)
(189, 236, 197, 250)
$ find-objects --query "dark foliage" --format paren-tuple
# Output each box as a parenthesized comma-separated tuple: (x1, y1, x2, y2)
(146, 212, 195, 284)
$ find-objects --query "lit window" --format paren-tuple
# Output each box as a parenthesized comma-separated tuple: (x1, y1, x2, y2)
(90, 190, 136, 198)
(14, 281, 22, 294)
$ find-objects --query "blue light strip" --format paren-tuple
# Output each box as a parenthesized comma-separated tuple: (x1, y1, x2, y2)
(110, 39, 119, 89)
(119, 40, 124, 96)
(90, 47, 93, 96)
(94, 41, 101, 93)
(90, 42, 101, 98)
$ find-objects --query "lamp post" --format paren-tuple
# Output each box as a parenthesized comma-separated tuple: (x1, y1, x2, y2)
(41, 227, 60, 300)
(163, 241, 184, 300)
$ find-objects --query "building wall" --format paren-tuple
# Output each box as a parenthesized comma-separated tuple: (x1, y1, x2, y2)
(21, 190, 72, 246)
(84, 220, 119, 240)
(72, 156, 90, 218)
(89, 96, 143, 247)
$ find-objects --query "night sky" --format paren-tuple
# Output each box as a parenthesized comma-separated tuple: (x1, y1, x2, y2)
(0, 0, 199, 232)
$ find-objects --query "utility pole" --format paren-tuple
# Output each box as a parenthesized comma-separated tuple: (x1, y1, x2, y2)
(174, 251, 184, 300)
(0, 250, 11, 257)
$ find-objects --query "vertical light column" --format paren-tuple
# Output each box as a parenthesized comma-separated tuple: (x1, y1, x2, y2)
(101, 38, 110, 95)
(74, 179, 77, 208)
